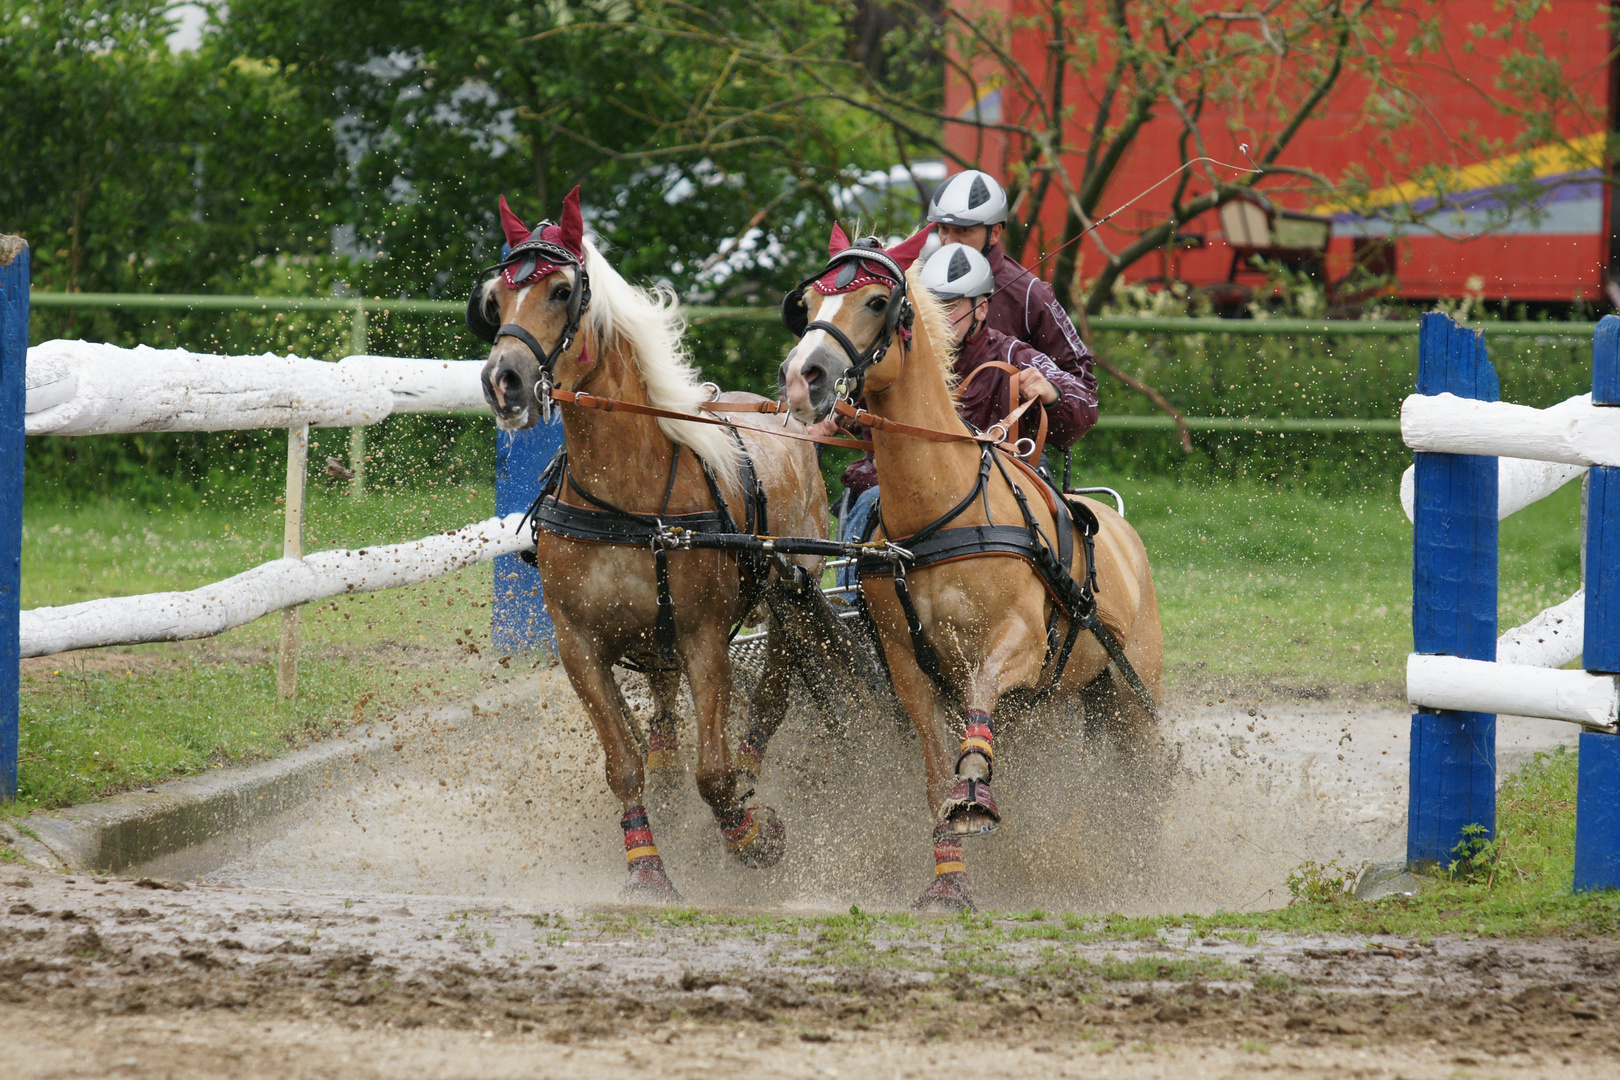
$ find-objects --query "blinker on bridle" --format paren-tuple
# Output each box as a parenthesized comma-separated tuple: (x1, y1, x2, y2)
(467, 232, 593, 424)
(781, 243, 914, 404)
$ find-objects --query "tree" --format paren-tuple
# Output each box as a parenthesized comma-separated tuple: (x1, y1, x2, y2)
(0, 0, 334, 297)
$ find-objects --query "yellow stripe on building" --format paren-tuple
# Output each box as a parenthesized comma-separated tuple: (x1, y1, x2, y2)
(1312, 131, 1605, 215)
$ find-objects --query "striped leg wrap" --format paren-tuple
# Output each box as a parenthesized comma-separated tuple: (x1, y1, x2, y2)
(621, 805, 670, 884)
(956, 708, 995, 779)
(736, 737, 766, 782)
(645, 713, 679, 775)
(932, 823, 965, 878)
(716, 806, 760, 852)
(916, 822, 973, 911)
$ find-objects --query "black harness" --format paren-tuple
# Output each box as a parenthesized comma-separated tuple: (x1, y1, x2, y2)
(853, 444, 1159, 719)
(519, 429, 771, 669)
(780, 242, 915, 403)
(467, 233, 592, 424)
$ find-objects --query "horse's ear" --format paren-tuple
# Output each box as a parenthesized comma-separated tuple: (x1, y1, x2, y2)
(558, 185, 585, 257)
(466, 277, 501, 343)
(884, 222, 934, 270)
(498, 195, 530, 248)
(781, 287, 809, 337)
(827, 223, 851, 255)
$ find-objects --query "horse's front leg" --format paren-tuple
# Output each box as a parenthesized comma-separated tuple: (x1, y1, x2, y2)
(941, 614, 1046, 838)
(684, 623, 786, 870)
(643, 668, 683, 813)
(553, 622, 680, 901)
(878, 630, 973, 911)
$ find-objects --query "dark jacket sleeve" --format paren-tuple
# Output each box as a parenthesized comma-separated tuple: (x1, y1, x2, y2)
(1000, 337, 1096, 449)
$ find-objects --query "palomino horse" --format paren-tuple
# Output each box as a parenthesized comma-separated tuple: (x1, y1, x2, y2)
(778, 227, 1164, 911)
(473, 187, 830, 899)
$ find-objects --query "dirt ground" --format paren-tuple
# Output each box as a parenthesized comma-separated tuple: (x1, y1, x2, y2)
(1, 870, 1617, 1079)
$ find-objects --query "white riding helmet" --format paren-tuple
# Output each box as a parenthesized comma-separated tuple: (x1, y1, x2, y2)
(920, 243, 996, 302)
(927, 169, 1009, 227)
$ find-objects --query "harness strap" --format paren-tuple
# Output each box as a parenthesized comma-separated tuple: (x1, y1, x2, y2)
(549, 388, 874, 451)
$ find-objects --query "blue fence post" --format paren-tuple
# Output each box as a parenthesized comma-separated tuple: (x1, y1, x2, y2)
(0, 238, 27, 803)
(1576, 315, 1620, 891)
(492, 420, 564, 654)
(1409, 312, 1499, 870)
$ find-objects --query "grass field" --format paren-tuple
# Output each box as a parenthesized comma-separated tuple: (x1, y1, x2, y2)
(7, 467, 1586, 818)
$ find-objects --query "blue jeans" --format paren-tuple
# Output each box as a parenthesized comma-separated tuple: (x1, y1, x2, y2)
(836, 486, 881, 590)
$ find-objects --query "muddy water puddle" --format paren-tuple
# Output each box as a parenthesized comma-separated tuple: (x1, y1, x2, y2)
(185, 671, 1577, 914)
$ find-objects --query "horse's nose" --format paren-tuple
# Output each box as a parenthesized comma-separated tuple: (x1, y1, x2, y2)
(486, 361, 526, 413)
(779, 352, 826, 413)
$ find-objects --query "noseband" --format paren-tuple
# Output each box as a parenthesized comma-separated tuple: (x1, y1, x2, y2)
(781, 243, 914, 403)
(467, 234, 593, 423)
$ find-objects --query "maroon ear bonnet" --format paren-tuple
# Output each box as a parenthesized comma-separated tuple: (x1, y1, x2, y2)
(496, 186, 586, 289)
(811, 223, 934, 295)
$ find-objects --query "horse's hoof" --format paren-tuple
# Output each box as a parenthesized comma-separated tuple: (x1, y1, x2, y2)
(941, 777, 1000, 836)
(620, 865, 683, 904)
(721, 805, 786, 869)
(915, 871, 974, 913)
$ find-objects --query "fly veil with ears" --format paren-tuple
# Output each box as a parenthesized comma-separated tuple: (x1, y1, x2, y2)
(467, 185, 593, 421)
(780, 223, 934, 400)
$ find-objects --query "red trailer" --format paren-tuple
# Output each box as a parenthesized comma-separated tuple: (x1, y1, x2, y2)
(943, 1, 1615, 305)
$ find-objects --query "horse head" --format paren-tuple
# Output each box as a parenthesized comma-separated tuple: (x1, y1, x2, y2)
(778, 223, 932, 424)
(471, 186, 592, 430)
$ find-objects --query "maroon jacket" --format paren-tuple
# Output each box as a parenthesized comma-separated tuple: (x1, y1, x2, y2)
(984, 242, 1098, 413)
(839, 327, 1096, 493)
(952, 327, 1096, 448)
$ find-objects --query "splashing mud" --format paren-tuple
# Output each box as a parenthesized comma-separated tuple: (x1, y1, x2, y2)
(193, 670, 1576, 913)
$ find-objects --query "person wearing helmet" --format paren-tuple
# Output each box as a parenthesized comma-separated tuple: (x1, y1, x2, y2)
(920, 242, 1095, 448)
(833, 243, 1095, 581)
(927, 169, 1099, 418)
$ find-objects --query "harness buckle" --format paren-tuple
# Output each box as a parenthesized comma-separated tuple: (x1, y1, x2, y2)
(535, 373, 555, 425)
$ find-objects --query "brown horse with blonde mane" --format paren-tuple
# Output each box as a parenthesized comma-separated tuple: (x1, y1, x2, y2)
(472, 187, 831, 899)
(779, 225, 1164, 911)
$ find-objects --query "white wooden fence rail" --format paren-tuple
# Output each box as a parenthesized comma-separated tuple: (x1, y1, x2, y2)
(19, 513, 528, 658)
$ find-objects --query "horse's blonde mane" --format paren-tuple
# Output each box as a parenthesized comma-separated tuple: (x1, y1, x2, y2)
(904, 264, 960, 391)
(581, 241, 739, 488)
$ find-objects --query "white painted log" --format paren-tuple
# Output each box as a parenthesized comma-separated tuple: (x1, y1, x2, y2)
(18, 513, 529, 658)
(1497, 590, 1585, 668)
(1407, 653, 1618, 731)
(1399, 456, 1586, 522)
(336, 355, 487, 414)
(1401, 391, 1620, 467)
(24, 340, 396, 435)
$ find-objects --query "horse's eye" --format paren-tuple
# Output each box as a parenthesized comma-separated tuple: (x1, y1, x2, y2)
(553, 283, 571, 303)
(867, 295, 888, 313)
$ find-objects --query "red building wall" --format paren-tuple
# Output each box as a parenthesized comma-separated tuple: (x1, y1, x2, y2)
(943, 1, 1613, 303)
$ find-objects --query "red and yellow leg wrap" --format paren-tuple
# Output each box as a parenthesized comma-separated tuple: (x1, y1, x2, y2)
(717, 806, 761, 852)
(955, 708, 995, 779)
(736, 739, 765, 782)
(645, 714, 679, 775)
(917, 823, 973, 911)
(620, 805, 675, 893)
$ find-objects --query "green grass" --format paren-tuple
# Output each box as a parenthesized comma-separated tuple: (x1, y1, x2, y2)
(1087, 468, 1583, 697)
(11, 482, 531, 816)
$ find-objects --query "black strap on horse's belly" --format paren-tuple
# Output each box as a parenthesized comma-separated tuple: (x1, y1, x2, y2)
(853, 524, 1051, 579)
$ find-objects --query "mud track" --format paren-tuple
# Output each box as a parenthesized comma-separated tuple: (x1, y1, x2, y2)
(1, 870, 1617, 1077)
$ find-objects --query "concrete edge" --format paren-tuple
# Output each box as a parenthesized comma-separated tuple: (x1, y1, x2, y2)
(8, 673, 545, 875)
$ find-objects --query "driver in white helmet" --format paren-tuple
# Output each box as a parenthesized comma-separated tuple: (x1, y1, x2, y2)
(834, 243, 1093, 577)
(927, 169, 1098, 420)
(922, 242, 1094, 446)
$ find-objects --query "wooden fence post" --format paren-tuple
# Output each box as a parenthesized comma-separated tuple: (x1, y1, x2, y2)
(278, 424, 309, 699)
(1408, 312, 1499, 870)
(0, 237, 27, 802)
(1577, 315, 1620, 891)
(348, 299, 368, 499)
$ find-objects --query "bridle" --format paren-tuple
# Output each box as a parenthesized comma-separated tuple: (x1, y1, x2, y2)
(467, 231, 593, 423)
(780, 241, 913, 404)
